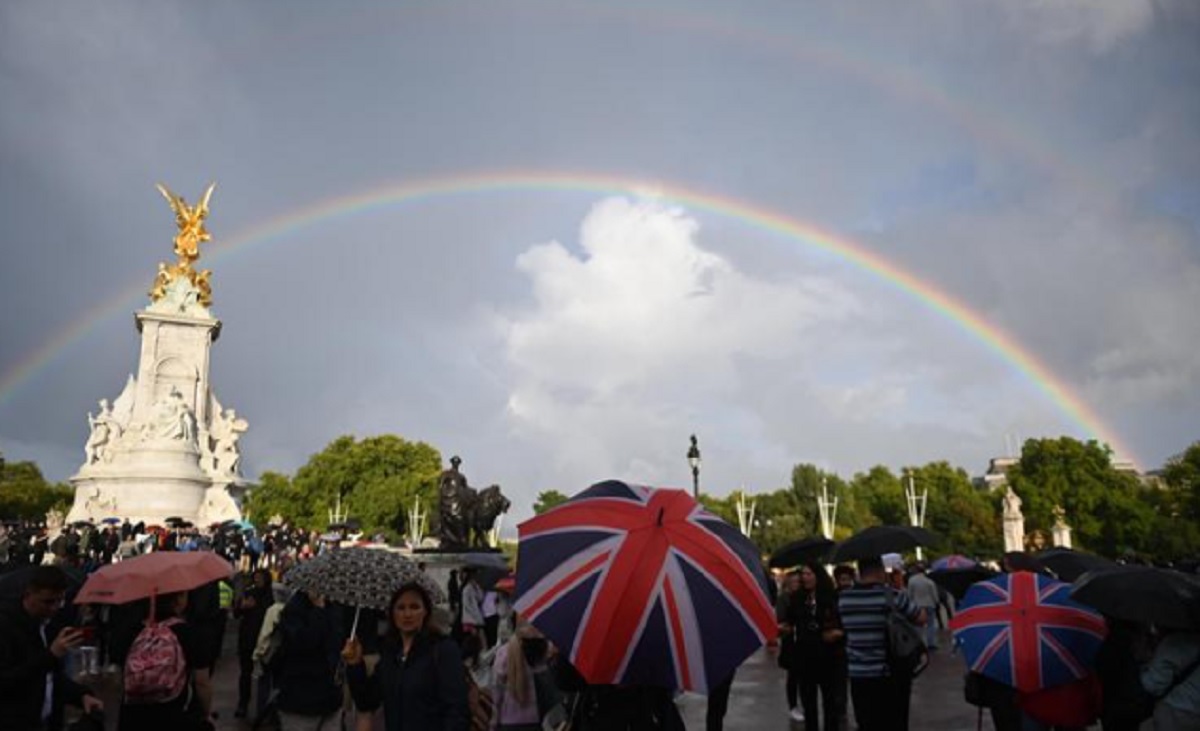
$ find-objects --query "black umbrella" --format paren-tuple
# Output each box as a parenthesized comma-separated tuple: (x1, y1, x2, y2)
(0, 565, 85, 602)
(769, 537, 834, 569)
(1071, 565, 1200, 630)
(463, 552, 509, 571)
(929, 566, 997, 601)
(1035, 548, 1117, 582)
(164, 517, 185, 527)
(461, 552, 509, 589)
(1002, 552, 1044, 573)
(831, 525, 937, 563)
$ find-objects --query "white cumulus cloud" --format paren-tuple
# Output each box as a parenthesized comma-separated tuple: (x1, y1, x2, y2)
(496, 196, 860, 485)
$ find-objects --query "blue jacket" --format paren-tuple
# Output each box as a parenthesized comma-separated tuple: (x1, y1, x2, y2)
(347, 631, 468, 731)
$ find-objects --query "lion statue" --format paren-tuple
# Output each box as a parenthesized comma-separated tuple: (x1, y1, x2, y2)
(468, 485, 511, 549)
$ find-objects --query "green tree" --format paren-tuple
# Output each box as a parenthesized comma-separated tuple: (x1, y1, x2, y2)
(697, 492, 738, 527)
(788, 463, 830, 536)
(532, 490, 571, 515)
(1006, 437, 1154, 557)
(1136, 441, 1200, 562)
(243, 470, 292, 526)
(850, 466, 907, 527)
(0, 459, 73, 519)
(1161, 441, 1200, 522)
(246, 435, 442, 539)
(906, 462, 1001, 558)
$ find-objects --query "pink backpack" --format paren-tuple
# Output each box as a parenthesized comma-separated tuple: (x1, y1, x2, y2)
(124, 618, 188, 704)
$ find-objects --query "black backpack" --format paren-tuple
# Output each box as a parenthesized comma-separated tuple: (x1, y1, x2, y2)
(884, 588, 928, 677)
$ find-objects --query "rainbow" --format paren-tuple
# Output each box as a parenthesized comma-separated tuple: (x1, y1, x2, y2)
(0, 170, 1135, 464)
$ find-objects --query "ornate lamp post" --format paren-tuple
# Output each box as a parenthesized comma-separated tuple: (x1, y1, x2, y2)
(687, 434, 702, 499)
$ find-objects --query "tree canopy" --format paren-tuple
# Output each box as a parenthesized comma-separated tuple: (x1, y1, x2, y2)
(0, 456, 73, 520)
(243, 435, 442, 538)
(1006, 437, 1155, 557)
(532, 490, 570, 515)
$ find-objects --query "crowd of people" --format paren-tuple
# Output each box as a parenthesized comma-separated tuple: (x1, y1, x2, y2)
(2, 515, 1199, 731)
(769, 554, 1200, 731)
(0, 519, 338, 577)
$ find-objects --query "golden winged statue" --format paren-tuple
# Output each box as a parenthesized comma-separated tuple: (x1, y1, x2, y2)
(149, 183, 216, 307)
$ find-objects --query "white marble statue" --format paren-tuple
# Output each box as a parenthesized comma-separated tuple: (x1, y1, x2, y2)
(209, 408, 248, 476)
(1002, 486, 1026, 554)
(147, 274, 211, 318)
(67, 185, 248, 527)
(84, 399, 123, 464)
(143, 387, 197, 445)
(1051, 505, 1073, 549)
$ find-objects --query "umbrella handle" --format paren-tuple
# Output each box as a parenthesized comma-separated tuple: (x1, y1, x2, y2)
(349, 606, 361, 638)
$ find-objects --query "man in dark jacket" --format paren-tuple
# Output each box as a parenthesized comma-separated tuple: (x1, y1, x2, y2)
(0, 566, 103, 731)
(276, 591, 344, 729)
(233, 570, 273, 718)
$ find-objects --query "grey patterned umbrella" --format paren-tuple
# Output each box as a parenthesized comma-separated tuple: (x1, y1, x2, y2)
(285, 546, 444, 611)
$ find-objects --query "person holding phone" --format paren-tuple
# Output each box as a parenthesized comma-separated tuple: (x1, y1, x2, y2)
(0, 566, 104, 731)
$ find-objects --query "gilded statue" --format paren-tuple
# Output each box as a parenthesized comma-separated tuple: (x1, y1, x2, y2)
(149, 183, 216, 307)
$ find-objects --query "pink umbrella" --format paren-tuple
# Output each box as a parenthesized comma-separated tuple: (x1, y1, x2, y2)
(75, 551, 232, 605)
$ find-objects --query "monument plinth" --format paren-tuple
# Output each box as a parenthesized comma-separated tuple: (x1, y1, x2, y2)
(67, 183, 247, 526)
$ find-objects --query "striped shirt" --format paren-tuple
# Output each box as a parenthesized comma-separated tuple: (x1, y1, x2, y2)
(838, 582, 921, 678)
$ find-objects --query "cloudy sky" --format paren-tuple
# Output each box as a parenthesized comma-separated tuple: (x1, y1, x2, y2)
(1, 1, 1198, 520)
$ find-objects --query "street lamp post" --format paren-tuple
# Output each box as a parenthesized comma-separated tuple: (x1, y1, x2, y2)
(687, 434, 702, 499)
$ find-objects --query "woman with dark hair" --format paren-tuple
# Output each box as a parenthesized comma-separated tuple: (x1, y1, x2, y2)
(783, 563, 842, 731)
(342, 581, 469, 730)
(775, 570, 803, 722)
(117, 591, 212, 731)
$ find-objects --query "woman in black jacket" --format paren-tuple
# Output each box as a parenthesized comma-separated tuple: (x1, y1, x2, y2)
(342, 581, 468, 731)
(783, 563, 842, 731)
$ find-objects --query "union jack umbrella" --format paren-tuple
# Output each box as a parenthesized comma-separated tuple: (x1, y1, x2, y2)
(930, 554, 976, 571)
(513, 481, 776, 693)
(950, 571, 1108, 693)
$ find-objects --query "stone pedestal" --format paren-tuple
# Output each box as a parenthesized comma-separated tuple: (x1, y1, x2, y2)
(66, 278, 247, 526)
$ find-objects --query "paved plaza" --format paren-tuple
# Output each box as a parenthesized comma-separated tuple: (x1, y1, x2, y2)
(675, 634, 984, 730)
(87, 624, 1001, 731)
